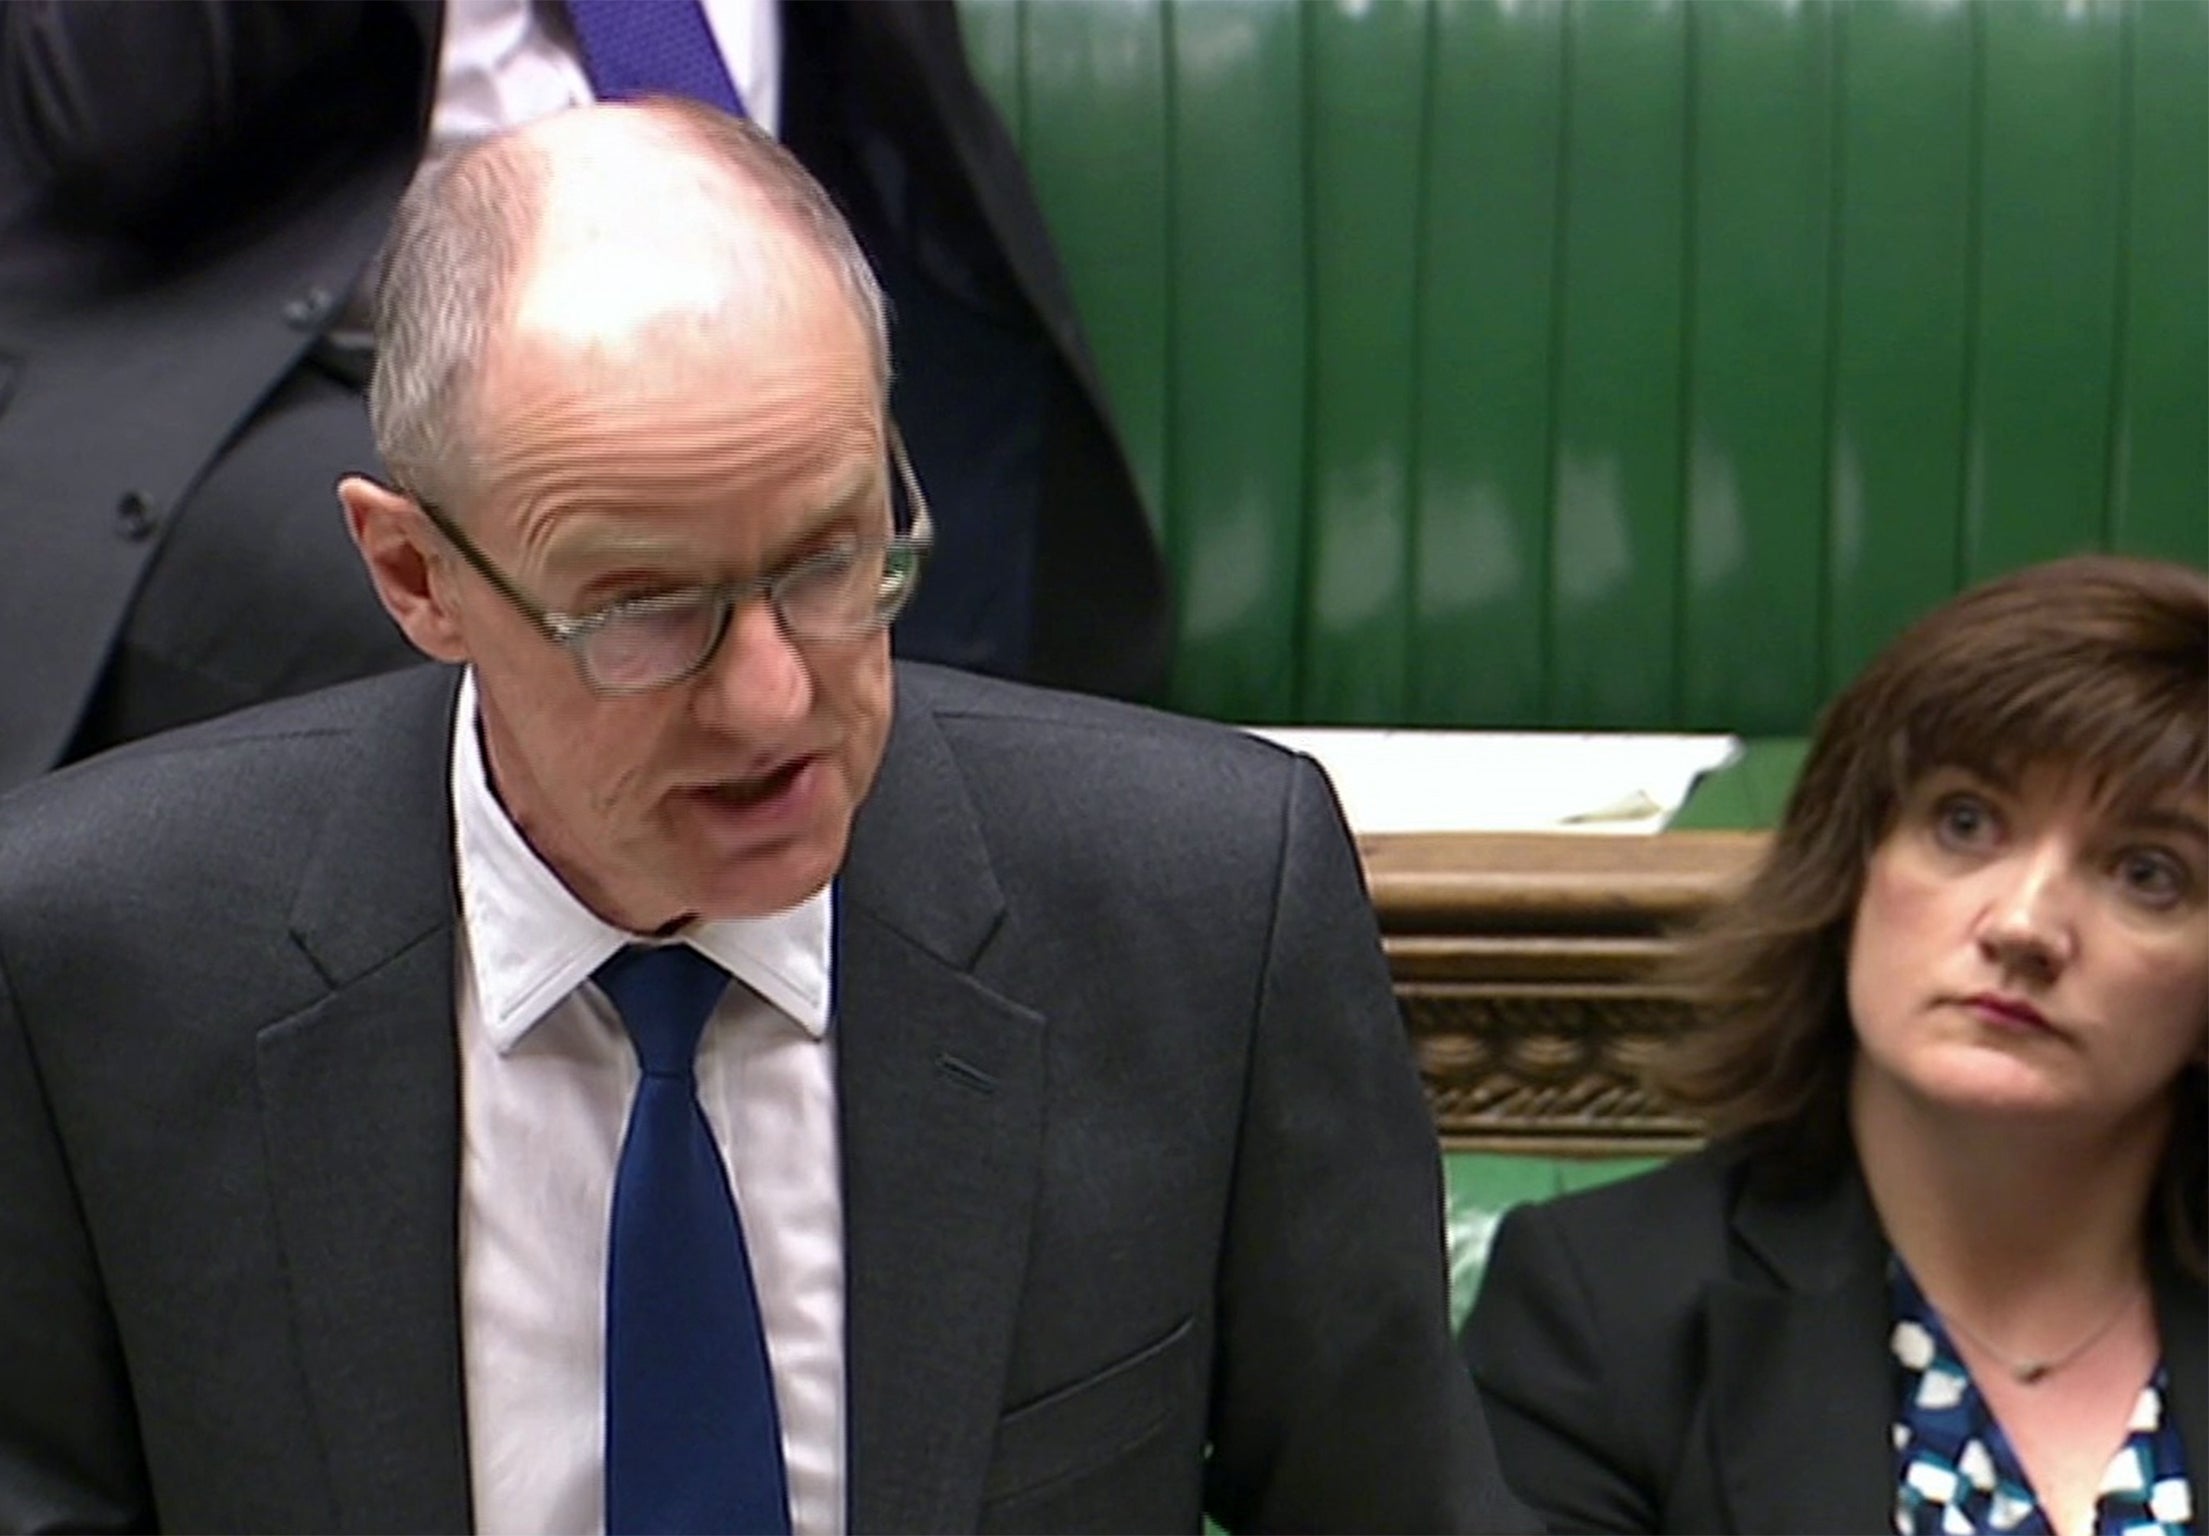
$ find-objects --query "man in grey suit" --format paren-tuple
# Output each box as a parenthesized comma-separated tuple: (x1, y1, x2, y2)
(0, 99, 1528, 1534)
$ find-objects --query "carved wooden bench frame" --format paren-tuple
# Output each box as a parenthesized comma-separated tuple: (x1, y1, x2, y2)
(1362, 832, 1764, 1155)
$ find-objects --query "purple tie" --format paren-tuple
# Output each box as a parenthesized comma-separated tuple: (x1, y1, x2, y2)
(567, 0, 749, 118)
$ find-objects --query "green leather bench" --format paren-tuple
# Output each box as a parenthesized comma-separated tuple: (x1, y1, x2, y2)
(954, 0, 2208, 1317)
(961, 0, 2207, 736)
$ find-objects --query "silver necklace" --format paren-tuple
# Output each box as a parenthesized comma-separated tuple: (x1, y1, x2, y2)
(1935, 1288, 2139, 1385)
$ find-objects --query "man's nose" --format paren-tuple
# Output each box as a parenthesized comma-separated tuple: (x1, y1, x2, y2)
(694, 596, 812, 734)
(1974, 844, 2078, 979)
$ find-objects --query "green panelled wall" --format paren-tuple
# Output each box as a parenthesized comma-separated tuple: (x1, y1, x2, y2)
(2116, 0, 2209, 562)
(962, 0, 2209, 733)
(1969, 1, 2125, 576)
(1304, 0, 1425, 723)
(1410, 0, 1561, 727)
(1681, 2, 1831, 730)
(1443, 1153, 1661, 1327)
(1823, 1, 1976, 685)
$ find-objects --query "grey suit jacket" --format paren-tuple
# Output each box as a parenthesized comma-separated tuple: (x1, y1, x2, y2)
(1461, 1133, 2209, 1534)
(0, 662, 1528, 1534)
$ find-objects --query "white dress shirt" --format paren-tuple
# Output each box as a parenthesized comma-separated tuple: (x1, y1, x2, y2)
(449, 673, 844, 1535)
(428, 0, 783, 182)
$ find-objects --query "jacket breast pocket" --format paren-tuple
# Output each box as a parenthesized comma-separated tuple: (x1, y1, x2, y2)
(981, 1315, 1197, 1509)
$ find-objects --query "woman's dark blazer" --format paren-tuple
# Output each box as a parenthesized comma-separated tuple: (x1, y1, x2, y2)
(1460, 1134, 2208, 1534)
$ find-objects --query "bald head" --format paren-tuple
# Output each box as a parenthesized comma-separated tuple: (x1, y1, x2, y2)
(370, 99, 890, 511)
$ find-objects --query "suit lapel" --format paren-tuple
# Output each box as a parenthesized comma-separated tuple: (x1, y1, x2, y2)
(256, 669, 473, 1532)
(1710, 1153, 2209, 1531)
(2152, 1242, 2207, 1476)
(836, 684, 1046, 1532)
(1705, 1163, 1894, 1535)
(841, 1, 1095, 379)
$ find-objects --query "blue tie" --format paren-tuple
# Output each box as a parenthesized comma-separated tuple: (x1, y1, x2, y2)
(598, 944, 791, 1536)
(567, 0, 749, 118)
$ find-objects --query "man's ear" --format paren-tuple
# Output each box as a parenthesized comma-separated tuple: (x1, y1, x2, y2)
(338, 475, 469, 663)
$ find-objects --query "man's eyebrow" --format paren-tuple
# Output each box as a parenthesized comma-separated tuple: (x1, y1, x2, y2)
(537, 471, 887, 585)
(538, 523, 695, 582)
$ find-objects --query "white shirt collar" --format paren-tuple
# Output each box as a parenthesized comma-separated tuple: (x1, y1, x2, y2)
(449, 671, 833, 1051)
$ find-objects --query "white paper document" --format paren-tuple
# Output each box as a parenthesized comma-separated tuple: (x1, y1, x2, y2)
(1245, 728, 1742, 836)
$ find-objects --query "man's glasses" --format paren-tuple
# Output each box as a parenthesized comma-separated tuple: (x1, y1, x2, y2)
(407, 425, 933, 695)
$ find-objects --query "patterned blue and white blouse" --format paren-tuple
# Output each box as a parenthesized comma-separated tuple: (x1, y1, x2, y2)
(1890, 1260, 2193, 1535)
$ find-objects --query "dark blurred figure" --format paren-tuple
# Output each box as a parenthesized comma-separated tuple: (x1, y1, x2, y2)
(0, 0, 1167, 794)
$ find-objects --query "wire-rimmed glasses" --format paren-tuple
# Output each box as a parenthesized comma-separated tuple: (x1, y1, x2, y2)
(408, 425, 932, 695)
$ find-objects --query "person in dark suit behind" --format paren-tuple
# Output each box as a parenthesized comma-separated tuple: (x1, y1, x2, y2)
(1460, 555, 2209, 1535)
(0, 0, 1168, 796)
(0, 98, 1531, 1534)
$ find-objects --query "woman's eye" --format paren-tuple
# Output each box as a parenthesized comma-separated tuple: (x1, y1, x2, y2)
(1931, 792, 2000, 851)
(2113, 848, 2193, 911)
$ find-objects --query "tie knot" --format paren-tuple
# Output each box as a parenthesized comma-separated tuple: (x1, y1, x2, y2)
(595, 944, 732, 1077)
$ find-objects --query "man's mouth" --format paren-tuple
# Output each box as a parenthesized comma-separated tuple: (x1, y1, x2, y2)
(699, 757, 811, 808)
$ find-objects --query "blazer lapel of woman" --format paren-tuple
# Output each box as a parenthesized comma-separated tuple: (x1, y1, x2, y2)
(1701, 1160, 1894, 1534)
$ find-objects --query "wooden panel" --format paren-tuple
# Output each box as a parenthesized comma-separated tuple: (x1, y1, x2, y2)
(1362, 831, 1763, 1151)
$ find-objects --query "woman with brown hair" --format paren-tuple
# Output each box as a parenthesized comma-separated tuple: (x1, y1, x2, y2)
(1460, 554, 2207, 1535)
